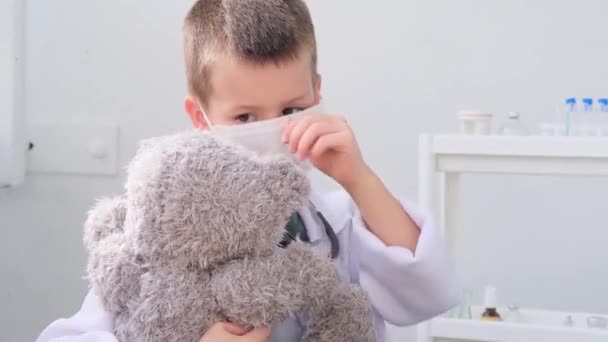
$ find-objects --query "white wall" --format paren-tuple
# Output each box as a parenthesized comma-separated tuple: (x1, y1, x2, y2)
(1, 1, 607, 341)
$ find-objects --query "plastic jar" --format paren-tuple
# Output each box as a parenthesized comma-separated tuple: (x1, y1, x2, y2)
(458, 110, 493, 135)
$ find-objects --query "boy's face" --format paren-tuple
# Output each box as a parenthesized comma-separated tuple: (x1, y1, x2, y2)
(185, 52, 321, 128)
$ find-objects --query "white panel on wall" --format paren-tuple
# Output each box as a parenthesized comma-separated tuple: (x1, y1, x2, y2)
(0, 0, 26, 187)
(26, 122, 120, 176)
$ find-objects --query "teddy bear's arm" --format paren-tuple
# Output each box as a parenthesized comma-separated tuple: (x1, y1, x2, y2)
(84, 195, 142, 314)
(86, 233, 143, 314)
(83, 195, 127, 252)
(211, 242, 375, 341)
(210, 242, 344, 327)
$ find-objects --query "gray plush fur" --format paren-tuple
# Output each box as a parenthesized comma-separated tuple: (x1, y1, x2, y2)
(84, 131, 376, 342)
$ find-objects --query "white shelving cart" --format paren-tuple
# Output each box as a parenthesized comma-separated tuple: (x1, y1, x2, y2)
(416, 134, 608, 342)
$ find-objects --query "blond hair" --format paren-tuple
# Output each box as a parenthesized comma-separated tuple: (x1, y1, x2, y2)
(183, 0, 318, 103)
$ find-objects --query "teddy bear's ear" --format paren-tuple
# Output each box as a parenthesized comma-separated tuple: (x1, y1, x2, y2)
(260, 155, 311, 213)
(83, 195, 127, 253)
(123, 132, 199, 197)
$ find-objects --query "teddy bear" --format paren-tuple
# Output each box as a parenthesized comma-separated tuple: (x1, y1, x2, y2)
(83, 131, 376, 342)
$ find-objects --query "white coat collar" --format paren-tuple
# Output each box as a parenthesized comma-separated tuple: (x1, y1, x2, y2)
(301, 188, 352, 243)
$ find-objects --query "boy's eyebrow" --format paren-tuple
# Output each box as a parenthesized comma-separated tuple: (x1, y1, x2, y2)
(228, 104, 260, 114)
(282, 90, 312, 106)
(228, 91, 312, 113)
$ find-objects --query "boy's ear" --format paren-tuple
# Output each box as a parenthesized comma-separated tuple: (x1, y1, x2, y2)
(184, 95, 209, 129)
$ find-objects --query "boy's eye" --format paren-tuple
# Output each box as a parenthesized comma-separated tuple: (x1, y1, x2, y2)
(282, 107, 305, 116)
(235, 113, 255, 123)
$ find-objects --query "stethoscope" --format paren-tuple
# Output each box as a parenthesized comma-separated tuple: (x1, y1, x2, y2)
(278, 202, 340, 260)
(316, 209, 340, 259)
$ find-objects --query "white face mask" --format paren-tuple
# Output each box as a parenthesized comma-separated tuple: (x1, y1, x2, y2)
(201, 103, 324, 169)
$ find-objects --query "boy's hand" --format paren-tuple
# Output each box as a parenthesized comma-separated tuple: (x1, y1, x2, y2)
(199, 322, 270, 342)
(283, 111, 422, 252)
(282, 112, 372, 190)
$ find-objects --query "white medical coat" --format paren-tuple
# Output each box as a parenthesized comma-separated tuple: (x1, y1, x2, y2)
(36, 190, 459, 342)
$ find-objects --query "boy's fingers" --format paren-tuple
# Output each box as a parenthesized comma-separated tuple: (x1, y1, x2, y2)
(286, 115, 318, 153)
(282, 118, 299, 143)
(282, 113, 344, 143)
(296, 121, 339, 159)
(239, 326, 271, 341)
(282, 121, 294, 143)
(221, 322, 252, 336)
(286, 114, 334, 152)
(282, 114, 313, 143)
(310, 132, 344, 159)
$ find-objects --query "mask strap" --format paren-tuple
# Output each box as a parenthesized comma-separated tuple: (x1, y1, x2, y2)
(199, 104, 213, 129)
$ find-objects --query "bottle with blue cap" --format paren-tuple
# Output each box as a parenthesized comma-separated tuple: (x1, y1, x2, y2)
(599, 98, 608, 111)
(581, 98, 595, 136)
(565, 97, 576, 136)
(599, 98, 608, 136)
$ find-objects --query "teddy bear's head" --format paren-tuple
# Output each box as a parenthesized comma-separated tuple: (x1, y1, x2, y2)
(123, 131, 310, 269)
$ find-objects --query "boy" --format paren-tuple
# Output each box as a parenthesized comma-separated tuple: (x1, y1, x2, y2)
(37, 0, 458, 341)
